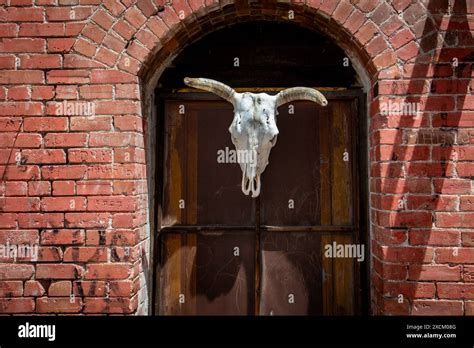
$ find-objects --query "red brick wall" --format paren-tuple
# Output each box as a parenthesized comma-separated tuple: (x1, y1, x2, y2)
(0, 0, 472, 315)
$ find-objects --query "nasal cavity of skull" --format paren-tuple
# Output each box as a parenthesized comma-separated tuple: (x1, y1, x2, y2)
(263, 110, 270, 126)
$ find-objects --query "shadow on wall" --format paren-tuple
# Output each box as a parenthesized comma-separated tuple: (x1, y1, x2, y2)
(375, 0, 473, 315)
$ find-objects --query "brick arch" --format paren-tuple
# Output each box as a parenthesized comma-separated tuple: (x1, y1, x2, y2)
(69, 0, 423, 86)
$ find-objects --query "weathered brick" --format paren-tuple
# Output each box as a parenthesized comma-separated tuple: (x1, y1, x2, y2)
(0, 38, 45, 53)
(47, 38, 75, 53)
(0, 70, 44, 84)
(46, 69, 90, 84)
(64, 247, 108, 262)
(42, 166, 87, 180)
(84, 296, 137, 313)
(0, 298, 35, 313)
(19, 23, 65, 37)
(24, 280, 45, 297)
(0, 264, 34, 280)
(0, 197, 40, 212)
(52, 181, 75, 196)
(412, 300, 463, 315)
(24, 118, 67, 133)
(32, 86, 55, 100)
(65, 212, 110, 228)
(85, 263, 130, 280)
(79, 85, 113, 99)
(4, 182, 27, 196)
(36, 297, 82, 313)
(46, 7, 92, 21)
(41, 197, 87, 211)
(68, 149, 113, 163)
(76, 181, 112, 195)
(0, 7, 44, 22)
(408, 265, 461, 281)
(41, 229, 85, 245)
(0, 281, 23, 297)
(55, 85, 77, 99)
(22, 149, 66, 164)
(92, 9, 114, 30)
(437, 283, 474, 299)
(70, 116, 112, 131)
(73, 280, 106, 296)
(18, 213, 64, 228)
(435, 247, 474, 264)
(36, 264, 83, 279)
(48, 281, 72, 296)
(28, 181, 51, 196)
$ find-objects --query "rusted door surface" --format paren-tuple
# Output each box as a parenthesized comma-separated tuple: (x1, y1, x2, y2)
(157, 95, 361, 315)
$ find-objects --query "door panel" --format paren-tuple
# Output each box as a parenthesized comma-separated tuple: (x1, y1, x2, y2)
(159, 231, 255, 315)
(330, 102, 354, 226)
(260, 100, 356, 226)
(321, 233, 355, 315)
(259, 232, 323, 315)
(159, 232, 197, 315)
(162, 105, 186, 226)
(260, 103, 321, 226)
(196, 231, 255, 315)
(158, 95, 361, 315)
(259, 232, 354, 315)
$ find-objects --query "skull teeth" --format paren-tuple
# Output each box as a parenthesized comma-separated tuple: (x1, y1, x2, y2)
(241, 164, 251, 196)
(251, 174, 261, 198)
(241, 163, 261, 198)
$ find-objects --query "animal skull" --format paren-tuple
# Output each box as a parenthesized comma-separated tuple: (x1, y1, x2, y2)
(184, 77, 328, 198)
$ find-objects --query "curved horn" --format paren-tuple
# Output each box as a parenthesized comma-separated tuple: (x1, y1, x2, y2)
(184, 77, 235, 103)
(275, 87, 328, 107)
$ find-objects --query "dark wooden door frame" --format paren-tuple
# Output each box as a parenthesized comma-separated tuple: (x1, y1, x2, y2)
(151, 88, 369, 315)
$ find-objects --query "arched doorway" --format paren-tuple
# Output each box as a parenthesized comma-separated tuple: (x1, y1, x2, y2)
(151, 20, 369, 315)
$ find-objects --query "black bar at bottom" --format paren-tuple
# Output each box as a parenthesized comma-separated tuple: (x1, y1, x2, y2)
(0, 316, 472, 346)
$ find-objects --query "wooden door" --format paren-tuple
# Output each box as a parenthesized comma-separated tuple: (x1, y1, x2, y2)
(156, 91, 363, 315)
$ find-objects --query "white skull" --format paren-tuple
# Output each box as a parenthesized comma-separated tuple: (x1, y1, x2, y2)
(184, 77, 328, 198)
(230, 92, 279, 197)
